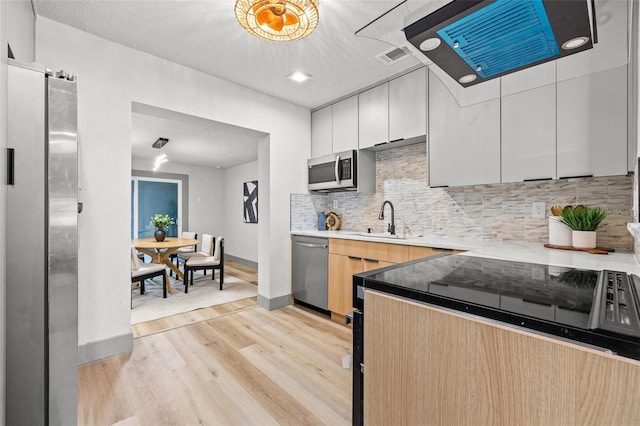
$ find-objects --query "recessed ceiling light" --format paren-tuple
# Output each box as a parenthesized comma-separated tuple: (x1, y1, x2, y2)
(287, 71, 311, 83)
(419, 38, 441, 51)
(562, 36, 589, 50)
(459, 74, 477, 84)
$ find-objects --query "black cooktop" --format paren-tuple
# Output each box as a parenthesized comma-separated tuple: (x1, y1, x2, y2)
(354, 254, 640, 360)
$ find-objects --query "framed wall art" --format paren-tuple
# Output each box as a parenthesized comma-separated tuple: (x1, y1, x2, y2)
(243, 180, 258, 223)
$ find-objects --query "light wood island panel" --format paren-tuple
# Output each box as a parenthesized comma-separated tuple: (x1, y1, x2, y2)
(364, 291, 640, 426)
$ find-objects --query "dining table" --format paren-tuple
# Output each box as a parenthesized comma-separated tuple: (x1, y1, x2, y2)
(132, 237, 199, 294)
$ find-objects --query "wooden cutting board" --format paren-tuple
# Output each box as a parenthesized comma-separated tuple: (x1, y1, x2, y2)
(543, 243, 614, 255)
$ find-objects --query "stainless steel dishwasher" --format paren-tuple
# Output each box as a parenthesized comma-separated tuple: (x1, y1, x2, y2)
(292, 235, 328, 311)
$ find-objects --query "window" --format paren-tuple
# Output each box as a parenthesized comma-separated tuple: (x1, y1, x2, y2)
(131, 177, 182, 239)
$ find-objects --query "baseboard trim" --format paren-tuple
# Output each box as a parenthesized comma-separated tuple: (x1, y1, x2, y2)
(225, 254, 258, 270)
(257, 293, 291, 311)
(78, 332, 134, 365)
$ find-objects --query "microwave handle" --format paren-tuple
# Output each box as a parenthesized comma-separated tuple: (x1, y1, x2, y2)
(335, 155, 341, 184)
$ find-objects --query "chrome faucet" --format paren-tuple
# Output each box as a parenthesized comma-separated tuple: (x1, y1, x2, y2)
(378, 200, 395, 235)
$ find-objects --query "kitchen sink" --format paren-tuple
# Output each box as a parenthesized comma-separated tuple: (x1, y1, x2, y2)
(357, 232, 405, 240)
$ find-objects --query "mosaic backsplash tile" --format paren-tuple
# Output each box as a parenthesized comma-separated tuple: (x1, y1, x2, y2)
(291, 143, 634, 251)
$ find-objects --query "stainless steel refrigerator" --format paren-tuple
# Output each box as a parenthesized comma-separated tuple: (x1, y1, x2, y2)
(6, 59, 78, 425)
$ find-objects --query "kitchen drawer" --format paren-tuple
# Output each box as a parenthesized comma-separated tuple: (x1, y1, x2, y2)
(329, 239, 408, 264)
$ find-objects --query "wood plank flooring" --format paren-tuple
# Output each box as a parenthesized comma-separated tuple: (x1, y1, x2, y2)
(131, 260, 260, 338)
(81, 262, 352, 425)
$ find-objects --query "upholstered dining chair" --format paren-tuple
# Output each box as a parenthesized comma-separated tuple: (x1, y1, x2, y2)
(169, 231, 198, 277)
(131, 245, 168, 307)
(183, 237, 225, 292)
(178, 233, 213, 263)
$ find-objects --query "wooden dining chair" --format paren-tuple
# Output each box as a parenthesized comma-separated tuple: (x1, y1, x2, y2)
(183, 237, 225, 292)
(169, 231, 197, 277)
(130, 246, 168, 306)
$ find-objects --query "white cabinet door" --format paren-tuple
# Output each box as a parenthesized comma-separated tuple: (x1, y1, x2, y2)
(428, 69, 501, 187)
(556, 0, 629, 82)
(501, 84, 557, 183)
(557, 65, 627, 179)
(332, 95, 358, 152)
(389, 67, 427, 142)
(359, 83, 389, 149)
(311, 105, 332, 158)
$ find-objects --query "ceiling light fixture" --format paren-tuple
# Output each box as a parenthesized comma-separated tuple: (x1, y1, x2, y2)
(152, 137, 169, 171)
(153, 153, 168, 171)
(234, 0, 319, 42)
(287, 71, 311, 83)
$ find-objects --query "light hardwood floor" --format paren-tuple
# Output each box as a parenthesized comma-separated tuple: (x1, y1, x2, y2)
(82, 263, 352, 425)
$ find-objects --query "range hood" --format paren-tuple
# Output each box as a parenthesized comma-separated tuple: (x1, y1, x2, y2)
(404, 0, 597, 87)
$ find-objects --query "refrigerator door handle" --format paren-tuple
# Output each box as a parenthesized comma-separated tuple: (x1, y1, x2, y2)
(6, 148, 15, 185)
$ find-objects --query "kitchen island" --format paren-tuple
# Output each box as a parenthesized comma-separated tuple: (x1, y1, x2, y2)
(350, 248, 640, 426)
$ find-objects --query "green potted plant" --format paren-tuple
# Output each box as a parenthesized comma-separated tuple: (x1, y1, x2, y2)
(559, 205, 607, 249)
(150, 214, 175, 242)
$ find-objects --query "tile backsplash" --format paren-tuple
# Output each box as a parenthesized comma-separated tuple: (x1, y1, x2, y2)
(291, 143, 634, 251)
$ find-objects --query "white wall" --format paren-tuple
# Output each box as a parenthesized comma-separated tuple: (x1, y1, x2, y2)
(7, 0, 34, 62)
(224, 160, 259, 263)
(36, 17, 309, 359)
(132, 158, 225, 240)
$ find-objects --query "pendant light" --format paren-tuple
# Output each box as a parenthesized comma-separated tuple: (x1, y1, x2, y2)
(235, 0, 319, 42)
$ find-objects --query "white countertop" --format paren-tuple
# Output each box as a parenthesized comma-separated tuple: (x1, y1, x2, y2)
(292, 229, 640, 275)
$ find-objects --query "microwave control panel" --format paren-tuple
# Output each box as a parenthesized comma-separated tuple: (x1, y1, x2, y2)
(340, 158, 352, 179)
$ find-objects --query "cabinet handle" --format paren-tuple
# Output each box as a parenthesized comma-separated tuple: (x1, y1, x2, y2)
(523, 177, 552, 182)
(559, 174, 593, 180)
(363, 258, 379, 263)
(389, 138, 404, 143)
(348, 256, 362, 260)
(430, 185, 449, 188)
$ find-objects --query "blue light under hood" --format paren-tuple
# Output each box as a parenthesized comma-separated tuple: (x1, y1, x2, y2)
(437, 0, 559, 79)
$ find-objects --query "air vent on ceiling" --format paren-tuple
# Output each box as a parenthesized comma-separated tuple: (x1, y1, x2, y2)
(375, 45, 411, 65)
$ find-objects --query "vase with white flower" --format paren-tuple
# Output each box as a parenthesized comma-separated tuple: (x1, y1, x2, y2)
(150, 214, 175, 242)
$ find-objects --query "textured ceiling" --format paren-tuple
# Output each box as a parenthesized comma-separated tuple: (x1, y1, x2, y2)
(34, 0, 435, 109)
(33, 0, 439, 167)
(131, 103, 266, 169)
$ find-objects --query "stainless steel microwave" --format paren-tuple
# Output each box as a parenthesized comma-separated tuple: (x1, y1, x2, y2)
(307, 149, 375, 193)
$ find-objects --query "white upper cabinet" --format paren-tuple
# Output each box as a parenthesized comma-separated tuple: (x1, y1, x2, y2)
(557, 65, 628, 178)
(332, 95, 358, 152)
(358, 83, 389, 149)
(389, 68, 427, 142)
(311, 105, 332, 158)
(501, 84, 557, 183)
(556, 0, 629, 81)
(500, 61, 556, 97)
(428, 69, 501, 187)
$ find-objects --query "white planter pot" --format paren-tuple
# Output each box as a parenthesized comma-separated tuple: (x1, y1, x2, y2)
(572, 230, 597, 249)
(548, 216, 572, 246)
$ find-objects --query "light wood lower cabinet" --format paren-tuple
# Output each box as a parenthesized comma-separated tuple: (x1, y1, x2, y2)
(327, 239, 458, 319)
(364, 291, 640, 426)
